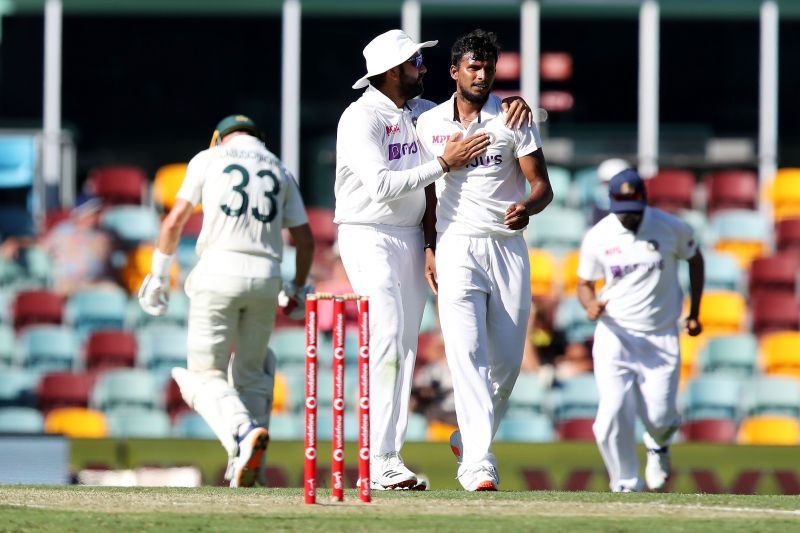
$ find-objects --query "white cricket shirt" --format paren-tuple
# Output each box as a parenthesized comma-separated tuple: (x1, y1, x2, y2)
(177, 135, 308, 279)
(416, 94, 542, 237)
(334, 85, 442, 226)
(577, 207, 698, 332)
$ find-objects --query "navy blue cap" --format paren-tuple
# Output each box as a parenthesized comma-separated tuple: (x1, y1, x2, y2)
(608, 169, 647, 213)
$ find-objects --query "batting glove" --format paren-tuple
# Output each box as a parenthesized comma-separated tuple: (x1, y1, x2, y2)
(138, 273, 170, 316)
(278, 281, 313, 320)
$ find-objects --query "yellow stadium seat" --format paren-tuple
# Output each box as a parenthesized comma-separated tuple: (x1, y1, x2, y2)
(679, 333, 707, 387)
(690, 291, 747, 335)
(120, 244, 181, 295)
(766, 168, 800, 222)
(271, 371, 288, 414)
(736, 415, 800, 445)
(561, 250, 580, 295)
(153, 163, 199, 212)
(529, 248, 557, 297)
(714, 240, 767, 270)
(426, 419, 458, 442)
(760, 331, 800, 378)
(44, 407, 108, 438)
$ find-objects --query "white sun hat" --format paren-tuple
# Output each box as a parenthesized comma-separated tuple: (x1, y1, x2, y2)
(352, 29, 438, 90)
(597, 158, 632, 183)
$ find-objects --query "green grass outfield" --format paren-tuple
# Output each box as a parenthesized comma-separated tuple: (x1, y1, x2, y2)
(1, 486, 799, 532)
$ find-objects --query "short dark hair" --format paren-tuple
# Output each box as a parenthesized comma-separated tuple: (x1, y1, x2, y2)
(450, 29, 501, 67)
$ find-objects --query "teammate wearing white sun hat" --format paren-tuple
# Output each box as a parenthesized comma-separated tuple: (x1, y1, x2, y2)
(576, 168, 705, 493)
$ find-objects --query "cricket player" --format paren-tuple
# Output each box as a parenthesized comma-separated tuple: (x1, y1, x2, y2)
(416, 29, 553, 491)
(335, 29, 531, 490)
(577, 168, 704, 492)
(139, 114, 314, 488)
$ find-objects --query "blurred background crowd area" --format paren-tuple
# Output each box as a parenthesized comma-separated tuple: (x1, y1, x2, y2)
(1, 1, 800, 447)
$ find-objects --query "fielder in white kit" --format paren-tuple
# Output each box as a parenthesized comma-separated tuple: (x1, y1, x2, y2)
(576, 169, 704, 492)
(416, 29, 553, 491)
(335, 29, 531, 490)
(139, 115, 314, 488)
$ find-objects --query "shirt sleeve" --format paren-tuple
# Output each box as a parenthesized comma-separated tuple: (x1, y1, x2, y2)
(340, 107, 443, 204)
(281, 168, 309, 229)
(514, 121, 543, 160)
(576, 231, 603, 281)
(415, 113, 437, 164)
(176, 150, 212, 206)
(672, 216, 698, 260)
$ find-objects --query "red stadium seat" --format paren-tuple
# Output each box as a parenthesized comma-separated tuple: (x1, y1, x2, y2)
(84, 330, 137, 371)
(776, 218, 800, 254)
(37, 371, 96, 415)
(680, 418, 737, 443)
(12, 289, 64, 331)
(704, 169, 758, 214)
(556, 418, 595, 441)
(182, 211, 203, 239)
(305, 207, 337, 245)
(644, 169, 695, 213)
(164, 378, 191, 421)
(751, 293, 800, 336)
(749, 253, 800, 300)
(86, 165, 147, 206)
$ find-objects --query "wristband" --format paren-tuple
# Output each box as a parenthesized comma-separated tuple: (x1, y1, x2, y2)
(424, 243, 436, 251)
(151, 249, 174, 278)
(437, 156, 451, 173)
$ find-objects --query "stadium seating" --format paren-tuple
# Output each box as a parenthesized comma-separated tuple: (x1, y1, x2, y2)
(559, 250, 581, 295)
(694, 291, 747, 335)
(105, 407, 172, 438)
(65, 287, 129, 338)
(0, 136, 36, 189)
(743, 376, 800, 418)
(153, 163, 189, 211)
(85, 329, 138, 371)
(120, 244, 182, 296)
(704, 169, 758, 214)
(679, 250, 742, 294)
(540, 165, 571, 206)
(0, 324, 14, 368)
(644, 169, 696, 213)
(766, 168, 800, 222)
(164, 378, 191, 421)
(17, 324, 79, 372)
(760, 331, 800, 378)
(677, 210, 711, 248)
(91, 369, 162, 412)
(552, 373, 599, 421)
(172, 411, 216, 439)
(709, 209, 771, 268)
(776, 217, 800, 253)
(680, 418, 738, 443)
(37, 371, 95, 414)
(555, 418, 595, 441)
(12, 289, 63, 331)
(750, 292, 800, 336)
(528, 248, 558, 297)
(679, 333, 707, 383)
(100, 205, 161, 248)
(680, 375, 742, 421)
(696, 334, 758, 377)
(86, 165, 148, 206)
(136, 323, 188, 377)
(507, 372, 547, 416)
(406, 412, 429, 442)
(554, 296, 597, 344)
(43, 407, 108, 438)
(0, 406, 44, 433)
(497, 412, 555, 442)
(526, 207, 586, 257)
(749, 253, 800, 300)
(304, 207, 338, 245)
(0, 368, 39, 408)
(268, 412, 303, 441)
(129, 290, 189, 329)
(736, 415, 800, 445)
(269, 327, 307, 369)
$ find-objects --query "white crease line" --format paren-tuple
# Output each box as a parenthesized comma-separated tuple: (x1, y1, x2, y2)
(654, 503, 800, 516)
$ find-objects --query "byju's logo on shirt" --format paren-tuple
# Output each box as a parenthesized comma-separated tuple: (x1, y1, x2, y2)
(388, 142, 418, 161)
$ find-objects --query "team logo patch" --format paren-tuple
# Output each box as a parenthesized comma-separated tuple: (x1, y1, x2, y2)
(620, 182, 635, 195)
(385, 123, 401, 135)
(647, 240, 660, 251)
(388, 142, 418, 161)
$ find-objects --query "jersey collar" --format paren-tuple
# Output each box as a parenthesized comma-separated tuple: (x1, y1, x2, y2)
(610, 206, 652, 236)
(448, 93, 500, 125)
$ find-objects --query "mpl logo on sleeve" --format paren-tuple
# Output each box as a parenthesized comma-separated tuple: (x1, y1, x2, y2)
(431, 134, 450, 144)
(388, 141, 418, 161)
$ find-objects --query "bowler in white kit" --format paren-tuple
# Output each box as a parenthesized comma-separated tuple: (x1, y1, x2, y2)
(576, 168, 704, 492)
(417, 29, 553, 491)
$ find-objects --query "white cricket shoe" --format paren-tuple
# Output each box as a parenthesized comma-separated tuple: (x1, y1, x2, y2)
(645, 446, 671, 491)
(229, 424, 269, 488)
(370, 452, 418, 490)
(613, 478, 645, 493)
(457, 463, 499, 492)
(449, 430, 463, 461)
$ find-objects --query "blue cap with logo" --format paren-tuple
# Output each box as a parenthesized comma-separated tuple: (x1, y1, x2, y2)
(608, 169, 647, 213)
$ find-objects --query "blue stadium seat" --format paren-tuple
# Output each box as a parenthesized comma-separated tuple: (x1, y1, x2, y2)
(128, 291, 189, 329)
(0, 406, 44, 433)
(173, 411, 216, 439)
(677, 210, 711, 249)
(569, 166, 607, 210)
(697, 334, 758, 377)
(136, 323, 187, 380)
(532, 165, 570, 206)
(526, 207, 587, 257)
(315, 410, 358, 441)
(554, 296, 596, 344)
(0, 136, 36, 189)
(552, 374, 599, 421)
(681, 249, 743, 294)
(91, 369, 162, 412)
(680, 375, 742, 421)
(17, 324, 79, 372)
(0, 324, 14, 368)
(65, 288, 128, 339)
(405, 412, 428, 442)
(744, 376, 800, 418)
(105, 407, 172, 438)
(269, 327, 307, 368)
(0, 368, 39, 408)
(100, 206, 161, 248)
(507, 372, 547, 416)
(268, 412, 303, 441)
(497, 412, 555, 442)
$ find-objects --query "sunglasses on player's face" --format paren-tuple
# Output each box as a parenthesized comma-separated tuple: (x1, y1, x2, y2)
(407, 53, 423, 69)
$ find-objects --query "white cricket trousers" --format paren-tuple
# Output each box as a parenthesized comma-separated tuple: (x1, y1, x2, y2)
(179, 271, 281, 455)
(592, 320, 681, 491)
(337, 224, 428, 462)
(436, 233, 531, 467)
